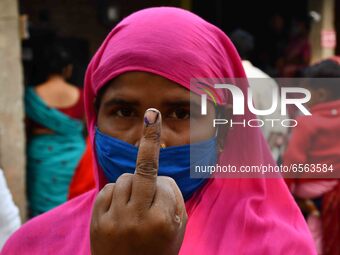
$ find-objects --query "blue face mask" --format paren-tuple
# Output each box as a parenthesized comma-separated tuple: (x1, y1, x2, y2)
(95, 128, 216, 200)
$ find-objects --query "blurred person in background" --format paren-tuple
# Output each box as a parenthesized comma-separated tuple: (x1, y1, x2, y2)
(0, 166, 21, 249)
(2, 8, 316, 255)
(260, 14, 288, 77)
(230, 29, 287, 161)
(25, 42, 86, 217)
(284, 57, 340, 255)
(278, 16, 311, 77)
(266, 14, 288, 77)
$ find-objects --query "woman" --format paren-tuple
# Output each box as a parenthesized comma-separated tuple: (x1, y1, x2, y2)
(2, 7, 315, 254)
(278, 16, 311, 77)
(25, 43, 86, 216)
(284, 58, 340, 255)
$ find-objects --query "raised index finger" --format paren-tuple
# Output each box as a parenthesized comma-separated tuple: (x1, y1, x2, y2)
(131, 108, 161, 206)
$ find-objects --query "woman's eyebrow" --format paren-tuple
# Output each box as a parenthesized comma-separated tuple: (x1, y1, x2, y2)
(103, 98, 139, 108)
(164, 99, 201, 109)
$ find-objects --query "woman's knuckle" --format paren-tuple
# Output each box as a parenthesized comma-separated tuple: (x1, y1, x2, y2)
(116, 173, 132, 183)
(151, 214, 170, 233)
(137, 160, 157, 174)
(144, 129, 160, 141)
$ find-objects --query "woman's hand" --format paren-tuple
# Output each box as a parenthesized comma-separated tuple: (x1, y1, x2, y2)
(90, 109, 187, 255)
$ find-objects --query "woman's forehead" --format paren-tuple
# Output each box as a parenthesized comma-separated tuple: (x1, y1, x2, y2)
(96, 71, 205, 109)
(101, 72, 189, 98)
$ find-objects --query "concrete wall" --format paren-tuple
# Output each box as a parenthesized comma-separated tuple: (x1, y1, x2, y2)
(309, 0, 336, 63)
(0, 0, 26, 220)
(335, 0, 340, 55)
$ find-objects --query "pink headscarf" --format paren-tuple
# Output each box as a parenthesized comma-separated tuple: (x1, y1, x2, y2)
(1, 7, 316, 255)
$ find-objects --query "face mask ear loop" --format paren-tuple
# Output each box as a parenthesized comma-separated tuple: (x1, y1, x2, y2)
(214, 126, 219, 139)
(215, 106, 226, 154)
(214, 105, 223, 139)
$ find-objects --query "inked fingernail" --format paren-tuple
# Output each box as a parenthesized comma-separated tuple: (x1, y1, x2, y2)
(144, 109, 159, 125)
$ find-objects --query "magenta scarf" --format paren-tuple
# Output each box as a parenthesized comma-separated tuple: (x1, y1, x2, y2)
(1, 7, 316, 255)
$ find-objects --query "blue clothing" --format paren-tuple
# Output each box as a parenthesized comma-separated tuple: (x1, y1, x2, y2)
(25, 87, 85, 216)
(95, 127, 216, 200)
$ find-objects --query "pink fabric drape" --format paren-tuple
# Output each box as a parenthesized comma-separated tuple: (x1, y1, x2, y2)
(1, 7, 316, 255)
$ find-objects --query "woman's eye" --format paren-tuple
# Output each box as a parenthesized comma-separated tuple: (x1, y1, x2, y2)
(114, 108, 135, 117)
(169, 108, 190, 120)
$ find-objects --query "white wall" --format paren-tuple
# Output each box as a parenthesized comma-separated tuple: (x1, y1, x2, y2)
(0, 0, 26, 220)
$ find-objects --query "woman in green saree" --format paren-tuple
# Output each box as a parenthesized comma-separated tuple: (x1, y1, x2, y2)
(25, 43, 85, 217)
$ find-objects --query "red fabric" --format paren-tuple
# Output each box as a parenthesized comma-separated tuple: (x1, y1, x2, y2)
(68, 137, 95, 200)
(57, 89, 84, 120)
(284, 99, 340, 182)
